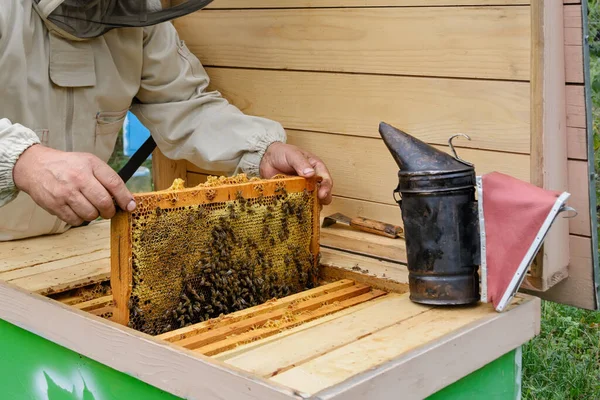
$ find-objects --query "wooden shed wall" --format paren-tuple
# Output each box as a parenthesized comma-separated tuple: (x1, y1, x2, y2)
(537, 0, 596, 309)
(179, 1, 533, 220)
(156, 0, 596, 309)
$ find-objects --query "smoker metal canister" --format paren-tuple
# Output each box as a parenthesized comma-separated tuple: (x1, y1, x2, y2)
(379, 122, 480, 306)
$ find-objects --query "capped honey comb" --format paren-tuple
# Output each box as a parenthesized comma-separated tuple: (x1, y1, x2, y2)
(110, 174, 321, 335)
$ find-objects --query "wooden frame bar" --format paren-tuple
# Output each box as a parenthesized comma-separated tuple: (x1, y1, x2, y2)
(526, 0, 570, 291)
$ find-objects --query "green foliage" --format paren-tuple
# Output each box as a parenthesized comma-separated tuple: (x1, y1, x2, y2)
(589, 0, 600, 59)
(591, 0, 600, 172)
(522, 301, 600, 400)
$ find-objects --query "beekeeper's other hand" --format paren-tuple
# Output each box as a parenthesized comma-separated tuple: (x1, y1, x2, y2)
(259, 142, 333, 205)
(12, 144, 136, 226)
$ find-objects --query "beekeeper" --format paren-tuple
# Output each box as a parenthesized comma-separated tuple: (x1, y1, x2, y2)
(0, 0, 333, 241)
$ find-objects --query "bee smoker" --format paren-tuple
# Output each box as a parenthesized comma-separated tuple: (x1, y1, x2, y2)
(379, 122, 480, 306)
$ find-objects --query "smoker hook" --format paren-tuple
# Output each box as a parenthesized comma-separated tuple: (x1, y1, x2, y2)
(559, 205, 578, 219)
(448, 134, 474, 167)
(393, 189, 402, 206)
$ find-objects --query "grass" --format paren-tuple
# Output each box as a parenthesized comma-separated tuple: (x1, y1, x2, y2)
(522, 303, 600, 399)
(522, 2, 600, 399)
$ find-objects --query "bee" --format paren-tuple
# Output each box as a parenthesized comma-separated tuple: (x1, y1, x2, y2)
(131, 306, 143, 320)
(155, 206, 162, 216)
(127, 297, 138, 310)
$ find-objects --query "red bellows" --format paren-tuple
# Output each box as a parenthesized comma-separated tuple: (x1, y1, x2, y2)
(478, 172, 571, 312)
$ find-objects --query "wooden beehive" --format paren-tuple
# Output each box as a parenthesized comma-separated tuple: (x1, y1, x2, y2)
(110, 175, 321, 334)
(0, 1, 595, 399)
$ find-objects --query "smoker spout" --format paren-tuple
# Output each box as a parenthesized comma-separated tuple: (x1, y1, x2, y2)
(378, 122, 471, 173)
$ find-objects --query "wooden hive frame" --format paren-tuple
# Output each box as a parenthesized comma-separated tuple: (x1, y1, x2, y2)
(111, 175, 321, 330)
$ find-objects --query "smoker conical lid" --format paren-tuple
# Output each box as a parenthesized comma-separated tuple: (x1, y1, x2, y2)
(378, 122, 473, 173)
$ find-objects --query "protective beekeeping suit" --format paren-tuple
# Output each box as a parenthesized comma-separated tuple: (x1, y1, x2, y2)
(0, 0, 332, 241)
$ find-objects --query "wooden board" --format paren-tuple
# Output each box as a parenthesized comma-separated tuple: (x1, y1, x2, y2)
(0, 223, 108, 273)
(222, 293, 429, 378)
(564, 5, 584, 84)
(568, 160, 591, 237)
(0, 221, 111, 295)
(191, 289, 540, 398)
(566, 84, 586, 128)
(568, 127, 588, 160)
(190, 130, 531, 206)
(320, 223, 407, 263)
(523, 235, 596, 310)
(205, 0, 530, 7)
(175, 6, 530, 81)
(527, 0, 570, 291)
(201, 67, 531, 154)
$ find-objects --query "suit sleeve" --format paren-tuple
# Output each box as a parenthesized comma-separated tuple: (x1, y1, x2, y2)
(0, 5, 42, 207)
(130, 22, 286, 177)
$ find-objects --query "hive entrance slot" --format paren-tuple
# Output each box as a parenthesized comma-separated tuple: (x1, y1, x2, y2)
(111, 175, 321, 336)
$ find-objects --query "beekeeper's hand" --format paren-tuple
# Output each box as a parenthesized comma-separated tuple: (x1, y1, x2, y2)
(13, 144, 136, 226)
(259, 142, 333, 205)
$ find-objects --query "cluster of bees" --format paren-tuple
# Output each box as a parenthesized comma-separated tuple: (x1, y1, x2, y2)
(128, 184, 319, 335)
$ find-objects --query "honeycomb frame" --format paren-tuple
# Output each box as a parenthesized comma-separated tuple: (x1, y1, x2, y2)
(110, 175, 321, 335)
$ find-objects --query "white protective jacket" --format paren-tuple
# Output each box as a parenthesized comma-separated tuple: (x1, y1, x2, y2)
(0, 1, 286, 241)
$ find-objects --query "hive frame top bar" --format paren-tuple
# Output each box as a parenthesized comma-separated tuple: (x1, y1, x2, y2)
(130, 175, 320, 209)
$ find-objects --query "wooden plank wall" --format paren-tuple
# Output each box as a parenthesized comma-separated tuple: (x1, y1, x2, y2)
(181, 0, 533, 220)
(167, 0, 596, 308)
(534, 0, 597, 309)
